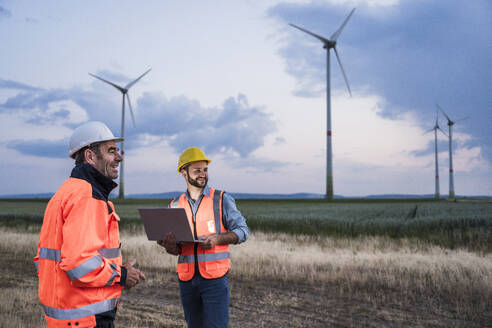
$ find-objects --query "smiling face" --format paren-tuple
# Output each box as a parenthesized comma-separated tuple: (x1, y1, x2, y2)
(182, 161, 209, 189)
(86, 140, 122, 180)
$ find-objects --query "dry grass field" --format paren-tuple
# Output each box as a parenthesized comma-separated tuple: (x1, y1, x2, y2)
(1, 227, 491, 328)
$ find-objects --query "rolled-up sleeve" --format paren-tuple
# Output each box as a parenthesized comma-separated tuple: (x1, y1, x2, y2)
(222, 193, 249, 244)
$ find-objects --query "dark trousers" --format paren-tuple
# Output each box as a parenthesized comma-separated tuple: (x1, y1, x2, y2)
(94, 308, 117, 328)
(179, 274, 229, 328)
(94, 318, 114, 328)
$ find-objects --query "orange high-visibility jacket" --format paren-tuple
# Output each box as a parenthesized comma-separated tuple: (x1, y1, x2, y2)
(171, 188, 230, 281)
(34, 164, 124, 328)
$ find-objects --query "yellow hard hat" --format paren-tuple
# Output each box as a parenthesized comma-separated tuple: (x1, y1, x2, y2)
(177, 147, 211, 172)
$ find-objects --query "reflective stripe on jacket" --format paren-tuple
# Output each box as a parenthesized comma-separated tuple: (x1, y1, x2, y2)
(34, 164, 123, 328)
(172, 188, 230, 281)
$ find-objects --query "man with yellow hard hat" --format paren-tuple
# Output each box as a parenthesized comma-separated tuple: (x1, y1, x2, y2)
(157, 147, 249, 328)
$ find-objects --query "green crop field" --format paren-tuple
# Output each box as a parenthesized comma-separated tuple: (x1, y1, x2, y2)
(1, 198, 491, 252)
(1, 197, 491, 327)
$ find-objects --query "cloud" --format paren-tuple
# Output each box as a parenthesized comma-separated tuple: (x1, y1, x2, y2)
(0, 5, 11, 19)
(6, 139, 67, 158)
(230, 154, 290, 172)
(0, 79, 40, 91)
(1, 78, 277, 162)
(0, 82, 120, 130)
(25, 17, 38, 24)
(268, 0, 492, 161)
(275, 136, 286, 145)
(134, 92, 277, 157)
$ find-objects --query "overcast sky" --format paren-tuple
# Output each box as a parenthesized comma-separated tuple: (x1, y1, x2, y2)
(0, 0, 491, 197)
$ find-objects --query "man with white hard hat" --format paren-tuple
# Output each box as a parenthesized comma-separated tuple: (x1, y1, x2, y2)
(34, 121, 145, 328)
(157, 147, 250, 328)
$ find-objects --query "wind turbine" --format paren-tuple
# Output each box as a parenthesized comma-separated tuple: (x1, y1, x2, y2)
(436, 103, 468, 200)
(424, 108, 447, 199)
(289, 8, 355, 200)
(89, 68, 151, 199)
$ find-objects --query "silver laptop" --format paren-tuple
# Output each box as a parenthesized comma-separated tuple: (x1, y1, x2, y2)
(138, 208, 204, 243)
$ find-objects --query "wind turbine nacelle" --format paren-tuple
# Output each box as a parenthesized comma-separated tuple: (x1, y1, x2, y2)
(323, 41, 336, 49)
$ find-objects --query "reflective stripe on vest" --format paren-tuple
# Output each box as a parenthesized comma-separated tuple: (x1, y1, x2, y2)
(105, 263, 120, 286)
(39, 248, 61, 262)
(178, 251, 230, 263)
(39, 247, 120, 261)
(37, 248, 61, 273)
(98, 248, 121, 259)
(170, 199, 179, 208)
(37, 247, 119, 279)
(65, 255, 103, 281)
(213, 190, 222, 233)
(178, 254, 194, 264)
(43, 298, 119, 320)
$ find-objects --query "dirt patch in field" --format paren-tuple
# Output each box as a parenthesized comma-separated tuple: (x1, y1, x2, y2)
(0, 228, 490, 328)
(114, 272, 490, 328)
(1, 265, 490, 327)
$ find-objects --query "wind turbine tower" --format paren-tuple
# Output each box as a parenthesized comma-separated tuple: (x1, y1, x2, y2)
(289, 8, 355, 200)
(436, 104, 468, 200)
(424, 108, 447, 199)
(89, 68, 152, 199)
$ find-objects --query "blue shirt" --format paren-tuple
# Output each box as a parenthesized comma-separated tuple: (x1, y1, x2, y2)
(183, 186, 249, 244)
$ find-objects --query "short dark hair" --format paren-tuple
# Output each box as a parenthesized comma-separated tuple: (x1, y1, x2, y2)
(74, 142, 103, 165)
(181, 164, 190, 173)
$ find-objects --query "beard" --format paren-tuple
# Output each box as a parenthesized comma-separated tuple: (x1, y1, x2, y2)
(188, 175, 208, 188)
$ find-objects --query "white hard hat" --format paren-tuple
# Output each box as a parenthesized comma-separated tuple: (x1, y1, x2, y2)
(69, 121, 124, 158)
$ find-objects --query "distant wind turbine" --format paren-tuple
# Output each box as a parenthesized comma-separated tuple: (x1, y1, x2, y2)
(424, 108, 447, 199)
(289, 8, 355, 200)
(89, 68, 152, 199)
(436, 103, 468, 200)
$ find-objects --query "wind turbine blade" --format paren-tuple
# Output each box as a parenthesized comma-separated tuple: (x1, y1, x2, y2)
(454, 116, 469, 123)
(436, 103, 451, 122)
(89, 73, 126, 93)
(330, 8, 356, 41)
(125, 68, 152, 90)
(289, 23, 330, 44)
(438, 127, 448, 137)
(126, 93, 136, 128)
(333, 46, 352, 96)
(423, 127, 435, 135)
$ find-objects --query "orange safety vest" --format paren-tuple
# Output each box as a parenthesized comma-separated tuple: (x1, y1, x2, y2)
(34, 173, 123, 328)
(171, 188, 230, 281)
